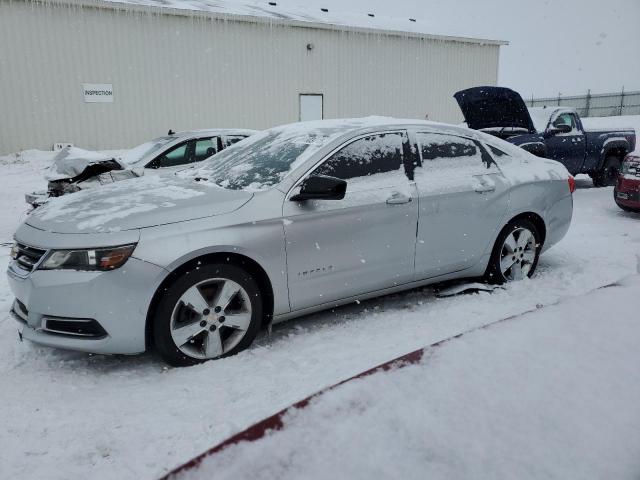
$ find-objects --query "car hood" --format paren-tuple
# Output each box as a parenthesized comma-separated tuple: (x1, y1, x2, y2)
(26, 174, 253, 234)
(454, 86, 536, 133)
(44, 147, 124, 181)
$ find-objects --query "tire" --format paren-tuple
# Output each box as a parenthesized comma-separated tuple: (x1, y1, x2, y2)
(592, 155, 621, 187)
(484, 219, 541, 284)
(153, 263, 263, 367)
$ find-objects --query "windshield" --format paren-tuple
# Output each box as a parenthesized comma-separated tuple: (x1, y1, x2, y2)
(191, 127, 342, 191)
(527, 108, 553, 133)
(119, 136, 177, 166)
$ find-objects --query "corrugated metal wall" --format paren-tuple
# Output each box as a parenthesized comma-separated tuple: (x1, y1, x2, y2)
(0, 0, 500, 154)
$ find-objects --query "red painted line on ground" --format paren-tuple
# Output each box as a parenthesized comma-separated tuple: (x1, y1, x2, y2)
(160, 281, 620, 479)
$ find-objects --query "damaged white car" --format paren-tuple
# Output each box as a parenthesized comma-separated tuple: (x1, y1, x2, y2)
(26, 128, 257, 208)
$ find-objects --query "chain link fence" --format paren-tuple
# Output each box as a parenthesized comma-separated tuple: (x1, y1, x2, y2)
(527, 89, 640, 117)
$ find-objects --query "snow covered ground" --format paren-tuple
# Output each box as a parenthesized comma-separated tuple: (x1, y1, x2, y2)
(1, 140, 639, 479)
(182, 275, 640, 480)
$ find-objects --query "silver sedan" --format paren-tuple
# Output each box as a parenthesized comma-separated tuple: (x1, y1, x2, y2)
(7, 118, 574, 365)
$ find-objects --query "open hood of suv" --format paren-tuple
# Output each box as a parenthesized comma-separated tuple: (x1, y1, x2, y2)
(26, 174, 253, 234)
(454, 86, 536, 133)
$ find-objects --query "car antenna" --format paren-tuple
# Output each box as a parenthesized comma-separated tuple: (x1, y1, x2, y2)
(168, 129, 175, 135)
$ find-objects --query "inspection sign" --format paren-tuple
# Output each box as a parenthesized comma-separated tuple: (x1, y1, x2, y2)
(82, 83, 113, 103)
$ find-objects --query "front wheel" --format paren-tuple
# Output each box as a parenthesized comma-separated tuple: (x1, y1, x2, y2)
(591, 155, 621, 187)
(484, 219, 541, 284)
(153, 263, 263, 366)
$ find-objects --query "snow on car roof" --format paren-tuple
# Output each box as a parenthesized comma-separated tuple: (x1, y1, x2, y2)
(70, 0, 507, 45)
(190, 116, 517, 192)
(173, 128, 259, 138)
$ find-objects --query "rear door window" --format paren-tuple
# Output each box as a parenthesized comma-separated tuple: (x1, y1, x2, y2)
(194, 137, 220, 162)
(414, 132, 498, 188)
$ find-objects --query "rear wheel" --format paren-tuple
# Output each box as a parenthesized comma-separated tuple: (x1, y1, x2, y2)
(484, 219, 541, 284)
(591, 155, 621, 187)
(153, 263, 263, 366)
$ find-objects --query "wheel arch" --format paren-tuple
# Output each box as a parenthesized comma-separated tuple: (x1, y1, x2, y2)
(503, 211, 547, 247)
(145, 251, 275, 351)
(600, 141, 630, 167)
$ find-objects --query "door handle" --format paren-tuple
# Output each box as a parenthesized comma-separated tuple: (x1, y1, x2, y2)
(386, 192, 412, 204)
(474, 184, 495, 193)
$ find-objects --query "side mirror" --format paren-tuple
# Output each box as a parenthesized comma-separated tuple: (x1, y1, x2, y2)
(545, 124, 572, 137)
(147, 159, 161, 169)
(290, 175, 347, 201)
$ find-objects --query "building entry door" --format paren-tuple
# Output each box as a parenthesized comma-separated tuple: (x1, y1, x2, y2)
(299, 94, 323, 121)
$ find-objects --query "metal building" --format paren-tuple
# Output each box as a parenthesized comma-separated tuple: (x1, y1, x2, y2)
(0, 0, 506, 154)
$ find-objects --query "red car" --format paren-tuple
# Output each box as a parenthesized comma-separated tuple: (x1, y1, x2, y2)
(614, 153, 640, 213)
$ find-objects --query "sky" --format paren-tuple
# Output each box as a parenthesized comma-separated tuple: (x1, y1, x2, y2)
(221, 0, 640, 99)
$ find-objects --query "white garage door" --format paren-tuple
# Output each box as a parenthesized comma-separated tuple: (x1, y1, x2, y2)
(299, 94, 323, 122)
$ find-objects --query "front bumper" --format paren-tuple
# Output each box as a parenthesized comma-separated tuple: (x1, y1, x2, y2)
(614, 176, 640, 208)
(7, 256, 167, 355)
(25, 191, 49, 209)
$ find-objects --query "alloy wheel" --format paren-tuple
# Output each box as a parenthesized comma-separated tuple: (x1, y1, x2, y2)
(499, 227, 537, 281)
(170, 278, 252, 360)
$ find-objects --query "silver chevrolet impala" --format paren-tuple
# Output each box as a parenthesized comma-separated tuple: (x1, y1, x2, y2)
(7, 118, 574, 366)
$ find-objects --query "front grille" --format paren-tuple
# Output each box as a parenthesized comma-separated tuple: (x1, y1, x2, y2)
(616, 190, 640, 202)
(14, 243, 47, 272)
(42, 317, 107, 338)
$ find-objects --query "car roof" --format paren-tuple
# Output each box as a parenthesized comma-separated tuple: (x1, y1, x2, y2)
(261, 116, 482, 141)
(170, 128, 259, 139)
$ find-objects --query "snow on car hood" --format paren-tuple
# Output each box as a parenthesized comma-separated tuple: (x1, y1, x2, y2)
(44, 147, 122, 181)
(26, 173, 253, 234)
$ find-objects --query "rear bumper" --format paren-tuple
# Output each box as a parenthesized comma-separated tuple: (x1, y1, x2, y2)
(541, 193, 573, 254)
(6, 257, 167, 355)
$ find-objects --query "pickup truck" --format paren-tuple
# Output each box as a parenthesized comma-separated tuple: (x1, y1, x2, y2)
(454, 87, 636, 186)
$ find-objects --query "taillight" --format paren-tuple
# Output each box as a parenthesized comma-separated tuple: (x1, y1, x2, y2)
(568, 175, 576, 194)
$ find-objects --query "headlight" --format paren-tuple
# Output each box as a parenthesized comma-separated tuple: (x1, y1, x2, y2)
(621, 156, 639, 175)
(38, 244, 136, 271)
(10, 243, 19, 260)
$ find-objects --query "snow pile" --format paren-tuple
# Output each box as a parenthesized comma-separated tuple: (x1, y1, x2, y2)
(182, 275, 640, 480)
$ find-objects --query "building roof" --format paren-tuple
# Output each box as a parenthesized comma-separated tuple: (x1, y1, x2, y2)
(45, 0, 508, 46)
